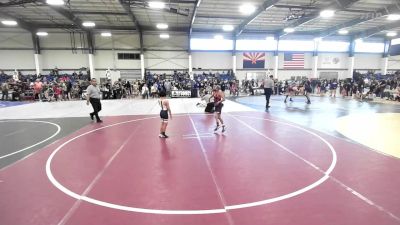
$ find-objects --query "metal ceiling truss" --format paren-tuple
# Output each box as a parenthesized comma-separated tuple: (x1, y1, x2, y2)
(273, 4, 373, 14)
(71, 11, 128, 16)
(319, 2, 400, 38)
(196, 14, 245, 20)
(0, 0, 42, 7)
(334, 0, 359, 9)
(119, 0, 140, 31)
(1, 0, 400, 41)
(0, 11, 42, 53)
(40, 0, 100, 54)
(235, 0, 281, 37)
(43, 4, 86, 30)
(118, 0, 143, 53)
(124, 0, 197, 4)
(189, 0, 201, 35)
(123, 0, 190, 17)
(278, 0, 360, 37)
(353, 20, 400, 40)
(0, 11, 36, 32)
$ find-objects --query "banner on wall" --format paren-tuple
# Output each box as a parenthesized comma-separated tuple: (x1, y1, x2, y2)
(321, 56, 342, 68)
(243, 52, 265, 69)
(283, 53, 304, 69)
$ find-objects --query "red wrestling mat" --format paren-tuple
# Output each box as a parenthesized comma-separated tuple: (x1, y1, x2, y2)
(1, 112, 400, 225)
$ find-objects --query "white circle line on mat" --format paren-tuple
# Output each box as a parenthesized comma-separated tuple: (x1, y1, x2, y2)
(0, 120, 61, 159)
(46, 115, 336, 215)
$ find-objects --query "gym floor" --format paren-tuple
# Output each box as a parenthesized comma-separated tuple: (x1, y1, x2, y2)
(0, 96, 399, 225)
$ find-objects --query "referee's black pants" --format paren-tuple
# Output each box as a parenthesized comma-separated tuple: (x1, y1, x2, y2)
(264, 88, 273, 107)
(89, 98, 102, 121)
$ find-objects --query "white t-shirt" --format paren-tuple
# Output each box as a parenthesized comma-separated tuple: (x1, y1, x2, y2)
(86, 85, 101, 99)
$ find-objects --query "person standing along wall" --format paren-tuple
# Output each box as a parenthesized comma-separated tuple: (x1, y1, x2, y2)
(1, 81, 9, 101)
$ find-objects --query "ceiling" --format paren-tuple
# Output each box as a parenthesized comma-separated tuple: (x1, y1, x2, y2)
(0, 0, 400, 39)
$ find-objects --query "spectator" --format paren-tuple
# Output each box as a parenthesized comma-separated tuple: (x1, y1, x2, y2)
(1, 81, 9, 101)
(142, 85, 149, 99)
(33, 79, 43, 101)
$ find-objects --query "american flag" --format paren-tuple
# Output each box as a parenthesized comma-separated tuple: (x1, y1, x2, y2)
(284, 53, 304, 69)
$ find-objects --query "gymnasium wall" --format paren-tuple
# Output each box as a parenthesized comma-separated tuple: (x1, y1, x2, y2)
(192, 52, 232, 70)
(95, 50, 141, 70)
(354, 53, 382, 70)
(388, 55, 400, 70)
(145, 51, 189, 70)
(0, 50, 36, 70)
(0, 31, 33, 49)
(40, 50, 89, 70)
(1, 31, 400, 79)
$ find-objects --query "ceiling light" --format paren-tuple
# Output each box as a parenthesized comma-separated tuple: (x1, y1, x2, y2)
(149, 1, 165, 9)
(284, 27, 295, 33)
(36, 32, 48, 36)
(46, 0, 64, 5)
(222, 25, 234, 31)
(387, 14, 400, 21)
(156, 23, 168, 29)
(214, 35, 224, 40)
(320, 10, 335, 18)
(266, 36, 275, 41)
(387, 32, 397, 37)
(160, 33, 169, 39)
(239, 4, 256, 15)
(101, 32, 112, 37)
(82, 22, 95, 27)
(338, 29, 349, 35)
(355, 38, 363, 43)
(1, 20, 17, 26)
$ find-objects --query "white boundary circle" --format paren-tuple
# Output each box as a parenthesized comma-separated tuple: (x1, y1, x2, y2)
(0, 120, 61, 159)
(46, 115, 337, 215)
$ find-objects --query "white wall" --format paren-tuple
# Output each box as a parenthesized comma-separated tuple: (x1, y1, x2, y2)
(354, 53, 382, 70)
(94, 50, 141, 70)
(145, 51, 188, 70)
(41, 50, 89, 70)
(144, 34, 188, 50)
(317, 53, 349, 79)
(0, 32, 33, 49)
(40, 33, 76, 49)
(388, 55, 400, 70)
(192, 52, 232, 70)
(95, 33, 140, 49)
(318, 53, 348, 69)
(0, 50, 36, 70)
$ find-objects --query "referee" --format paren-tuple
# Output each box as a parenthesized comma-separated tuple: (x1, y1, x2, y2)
(86, 78, 103, 123)
(263, 75, 275, 109)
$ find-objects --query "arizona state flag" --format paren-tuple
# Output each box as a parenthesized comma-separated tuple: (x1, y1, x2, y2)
(243, 52, 265, 69)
